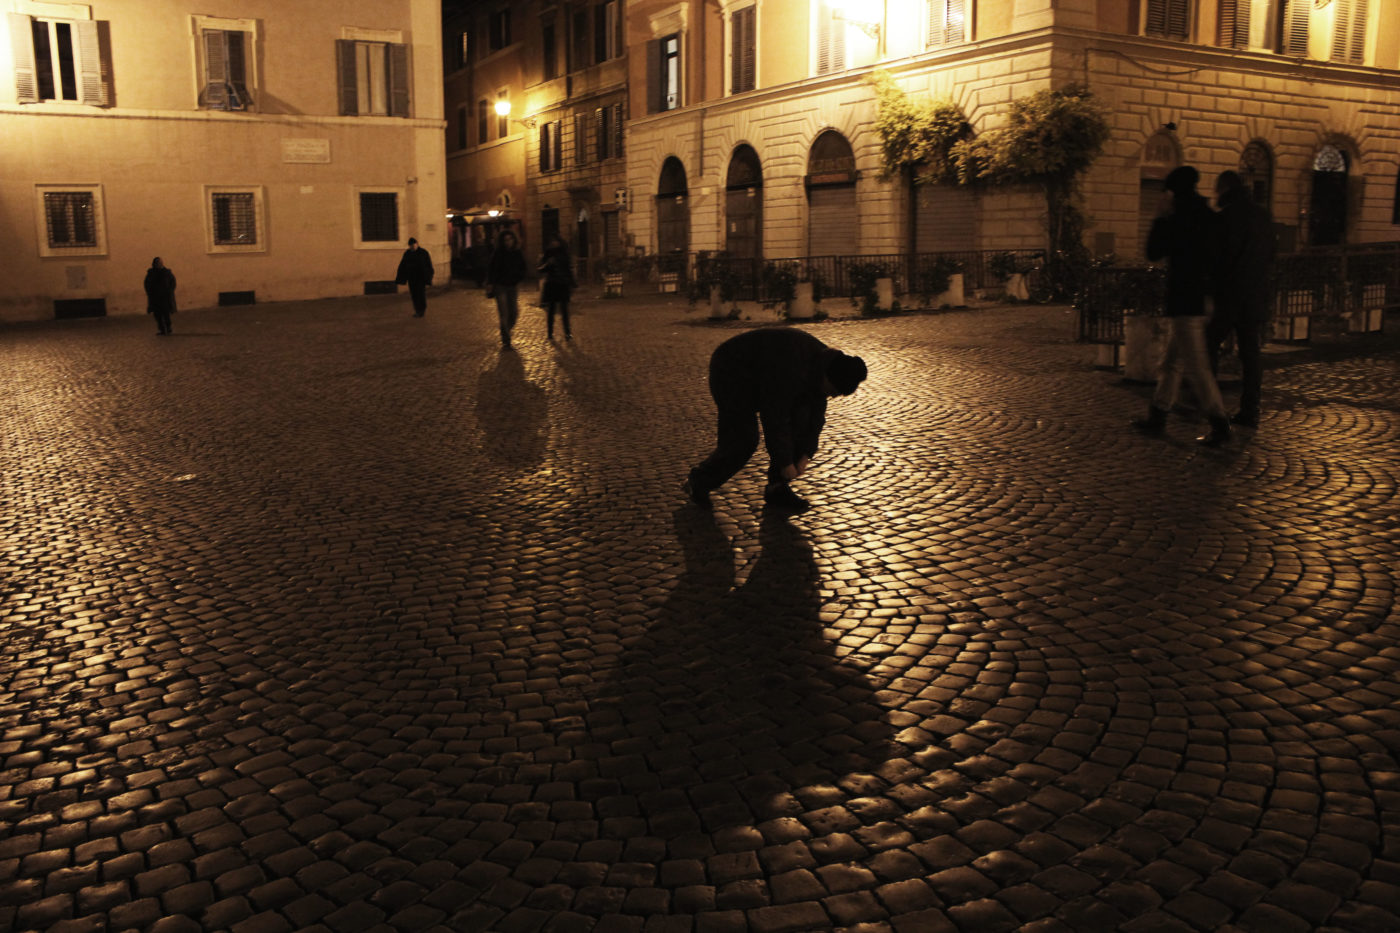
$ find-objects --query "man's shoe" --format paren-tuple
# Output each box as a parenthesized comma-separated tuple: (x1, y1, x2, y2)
(764, 483, 811, 514)
(1197, 416, 1232, 447)
(1131, 405, 1168, 436)
(682, 477, 712, 510)
(1230, 410, 1259, 428)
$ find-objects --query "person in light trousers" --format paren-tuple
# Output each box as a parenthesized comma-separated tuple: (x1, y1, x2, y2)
(1133, 165, 1231, 447)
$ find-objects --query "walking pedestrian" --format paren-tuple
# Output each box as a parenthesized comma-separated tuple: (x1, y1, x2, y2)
(538, 235, 575, 340)
(485, 230, 527, 349)
(683, 328, 868, 514)
(1132, 165, 1232, 446)
(144, 257, 177, 336)
(396, 237, 435, 317)
(1208, 170, 1276, 428)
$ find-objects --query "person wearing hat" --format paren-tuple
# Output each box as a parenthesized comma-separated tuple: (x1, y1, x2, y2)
(1133, 165, 1231, 446)
(683, 327, 868, 514)
(396, 237, 435, 317)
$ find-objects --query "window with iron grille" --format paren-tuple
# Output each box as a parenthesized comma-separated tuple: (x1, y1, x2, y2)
(45, 191, 96, 248)
(36, 185, 105, 257)
(8, 13, 109, 105)
(359, 192, 399, 242)
(1143, 0, 1189, 40)
(212, 193, 257, 246)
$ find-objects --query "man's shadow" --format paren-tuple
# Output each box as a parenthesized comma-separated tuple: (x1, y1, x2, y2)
(589, 508, 896, 834)
(473, 351, 547, 469)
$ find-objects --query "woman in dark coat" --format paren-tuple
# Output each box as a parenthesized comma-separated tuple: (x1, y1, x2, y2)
(537, 235, 575, 340)
(144, 257, 177, 335)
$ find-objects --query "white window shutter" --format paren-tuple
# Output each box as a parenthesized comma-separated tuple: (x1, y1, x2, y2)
(9, 14, 38, 103)
(74, 20, 108, 106)
(1284, 0, 1310, 56)
(201, 30, 228, 108)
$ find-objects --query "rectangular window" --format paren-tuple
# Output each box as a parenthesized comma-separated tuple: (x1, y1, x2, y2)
(454, 30, 470, 70)
(1143, 0, 1190, 40)
(358, 191, 399, 243)
(205, 186, 265, 252)
(542, 18, 559, 79)
(596, 107, 610, 161)
(497, 90, 509, 137)
(337, 39, 410, 116)
(199, 29, 252, 110)
(816, 1, 845, 74)
(540, 121, 562, 172)
(478, 99, 489, 143)
(574, 112, 588, 164)
(35, 185, 105, 257)
(731, 6, 755, 93)
(45, 191, 95, 247)
(490, 9, 511, 50)
(571, 8, 590, 70)
(1217, 0, 1251, 48)
(927, 0, 967, 48)
(595, 0, 618, 62)
(9, 13, 108, 105)
(1330, 0, 1367, 64)
(457, 104, 468, 149)
(1281, 0, 1309, 55)
(660, 34, 680, 110)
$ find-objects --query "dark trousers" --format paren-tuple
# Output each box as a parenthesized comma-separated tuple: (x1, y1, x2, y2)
(1208, 311, 1264, 417)
(409, 282, 428, 315)
(690, 404, 789, 492)
(153, 311, 172, 334)
(546, 299, 571, 336)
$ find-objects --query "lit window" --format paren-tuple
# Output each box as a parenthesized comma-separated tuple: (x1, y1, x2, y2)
(927, 0, 966, 49)
(35, 185, 106, 257)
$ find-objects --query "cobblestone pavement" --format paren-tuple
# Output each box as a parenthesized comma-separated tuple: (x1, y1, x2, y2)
(3, 289, 1398, 933)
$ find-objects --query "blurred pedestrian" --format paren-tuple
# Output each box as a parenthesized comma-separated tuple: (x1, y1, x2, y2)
(486, 230, 527, 349)
(396, 237, 435, 317)
(144, 257, 177, 336)
(1208, 170, 1276, 428)
(538, 235, 575, 340)
(1133, 165, 1231, 446)
(683, 328, 868, 514)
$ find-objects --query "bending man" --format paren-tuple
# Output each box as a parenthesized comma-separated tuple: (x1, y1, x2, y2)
(684, 328, 867, 514)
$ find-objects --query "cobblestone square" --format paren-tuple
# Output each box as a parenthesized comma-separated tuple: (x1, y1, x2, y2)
(2, 291, 1398, 932)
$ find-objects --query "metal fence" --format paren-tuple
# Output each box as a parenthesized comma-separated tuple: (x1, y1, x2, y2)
(599, 249, 1046, 302)
(1076, 242, 1400, 343)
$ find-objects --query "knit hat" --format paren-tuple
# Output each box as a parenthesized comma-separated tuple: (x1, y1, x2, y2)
(1163, 166, 1199, 195)
(827, 353, 868, 396)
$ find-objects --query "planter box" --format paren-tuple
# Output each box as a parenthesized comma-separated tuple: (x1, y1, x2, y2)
(936, 273, 965, 308)
(789, 281, 815, 319)
(1348, 307, 1383, 333)
(1123, 313, 1166, 383)
(1005, 273, 1030, 301)
(1270, 313, 1309, 342)
(659, 272, 679, 293)
(604, 274, 624, 298)
(876, 277, 895, 312)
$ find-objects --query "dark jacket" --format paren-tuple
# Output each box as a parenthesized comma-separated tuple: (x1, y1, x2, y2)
(709, 328, 836, 468)
(1146, 191, 1219, 316)
(486, 244, 527, 287)
(1213, 187, 1276, 322)
(538, 245, 575, 303)
(144, 266, 177, 314)
(396, 247, 434, 287)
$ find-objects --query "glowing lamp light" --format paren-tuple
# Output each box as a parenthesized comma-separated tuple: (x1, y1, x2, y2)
(494, 99, 511, 117)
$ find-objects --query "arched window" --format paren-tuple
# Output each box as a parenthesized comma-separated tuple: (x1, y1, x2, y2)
(1309, 144, 1349, 246)
(656, 156, 689, 256)
(1239, 141, 1273, 212)
(725, 145, 763, 259)
(806, 131, 857, 257)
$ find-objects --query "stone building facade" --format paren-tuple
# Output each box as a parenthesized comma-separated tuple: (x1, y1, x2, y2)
(1, 0, 446, 322)
(623, 0, 1400, 266)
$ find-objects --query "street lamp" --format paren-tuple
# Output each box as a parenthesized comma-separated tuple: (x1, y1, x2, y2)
(494, 98, 536, 129)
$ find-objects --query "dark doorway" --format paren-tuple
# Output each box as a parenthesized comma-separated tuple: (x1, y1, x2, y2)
(807, 130, 857, 257)
(656, 156, 689, 257)
(725, 144, 762, 260)
(1308, 145, 1348, 246)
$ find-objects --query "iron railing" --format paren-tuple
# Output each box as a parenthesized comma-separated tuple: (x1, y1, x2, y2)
(1076, 242, 1399, 343)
